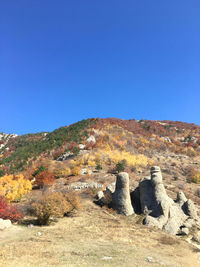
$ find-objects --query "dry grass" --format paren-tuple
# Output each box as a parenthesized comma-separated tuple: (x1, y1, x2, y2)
(158, 236, 180, 246)
(0, 195, 200, 267)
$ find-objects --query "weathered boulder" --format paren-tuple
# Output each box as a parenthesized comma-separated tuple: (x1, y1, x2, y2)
(95, 183, 115, 206)
(185, 199, 198, 220)
(86, 135, 96, 143)
(176, 191, 187, 206)
(183, 218, 196, 229)
(163, 204, 188, 235)
(0, 218, 12, 230)
(180, 227, 189, 236)
(96, 190, 104, 200)
(192, 231, 200, 243)
(106, 182, 115, 194)
(112, 172, 134, 216)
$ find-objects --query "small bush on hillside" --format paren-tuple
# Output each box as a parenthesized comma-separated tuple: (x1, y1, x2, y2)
(32, 165, 47, 177)
(65, 192, 82, 211)
(115, 160, 126, 172)
(72, 147, 80, 156)
(35, 171, 55, 188)
(71, 166, 81, 176)
(32, 192, 69, 225)
(0, 198, 23, 222)
(0, 169, 5, 177)
(32, 192, 81, 225)
(95, 161, 102, 171)
(185, 167, 200, 184)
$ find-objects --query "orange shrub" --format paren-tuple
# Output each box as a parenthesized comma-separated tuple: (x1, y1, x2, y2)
(35, 171, 55, 187)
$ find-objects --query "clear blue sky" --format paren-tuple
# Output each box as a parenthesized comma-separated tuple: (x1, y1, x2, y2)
(0, 1, 200, 135)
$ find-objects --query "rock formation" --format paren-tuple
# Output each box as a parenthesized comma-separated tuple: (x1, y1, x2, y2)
(112, 172, 134, 216)
(96, 166, 200, 236)
(139, 166, 199, 235)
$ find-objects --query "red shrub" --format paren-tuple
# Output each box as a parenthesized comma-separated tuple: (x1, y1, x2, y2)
(0, 198, 23, 222)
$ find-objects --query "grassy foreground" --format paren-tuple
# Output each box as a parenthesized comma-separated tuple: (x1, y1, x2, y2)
(0, 197, 200, 267)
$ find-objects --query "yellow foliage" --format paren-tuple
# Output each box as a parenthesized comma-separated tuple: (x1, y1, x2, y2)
(71, 166, 81, 176)
(59, 168, 71, 177)
(67, 148, 149, 173)
(139, 137, 149, 145)
(0, 174, 32, 202)
(190, 172, 200, 184)
(80, 149, 148, 168)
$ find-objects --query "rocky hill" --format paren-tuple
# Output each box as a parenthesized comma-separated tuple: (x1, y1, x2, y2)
(1, 117, 200, 202)
(1, 118, 200, 174)
(1, 118, 200, 266)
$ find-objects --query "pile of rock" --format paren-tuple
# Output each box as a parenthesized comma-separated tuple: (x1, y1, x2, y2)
(97, 166, 200, 236)
(67, 181, 103, 191)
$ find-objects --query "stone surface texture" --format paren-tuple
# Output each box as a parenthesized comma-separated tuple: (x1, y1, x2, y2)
(112, 172, 134, 216)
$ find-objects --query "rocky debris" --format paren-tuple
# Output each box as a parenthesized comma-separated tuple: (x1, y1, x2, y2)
(95, 182, 115, 206)
(78, 144, 85, 150)
(0, 219, 12, 230)
(0, 133, 18, 141)
(161, 137, 171, 143)
(67, 182, 103, 191)
(180, 227, 189, 235)
(57, 151, 74, 161)
(146, 256, 155, 263)
(96, 191, 104, 200)
(106, 182, 115, 194)
(80, 168, 92, 175)
(0, 133, 18, 151)
(112, 172, 134, 216)
(36, 231, 42, 237)
(86, 135, 96, 143)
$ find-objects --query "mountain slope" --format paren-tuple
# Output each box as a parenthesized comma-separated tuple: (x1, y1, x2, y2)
(0, 118, 200, 175)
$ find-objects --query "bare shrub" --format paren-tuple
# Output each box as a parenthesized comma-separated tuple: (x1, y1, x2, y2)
(65, 192, 82, 211)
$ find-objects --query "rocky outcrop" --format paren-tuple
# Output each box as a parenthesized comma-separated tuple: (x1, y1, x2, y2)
(95, 182, 115, 206)
(86, 135, 96, 144)
(96, 166, 199, 236)
(112, 172, 134, 216)
(139, 166, 199, 235)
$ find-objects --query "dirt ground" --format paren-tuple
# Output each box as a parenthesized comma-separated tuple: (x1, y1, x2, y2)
(1, 197, 200, 267)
